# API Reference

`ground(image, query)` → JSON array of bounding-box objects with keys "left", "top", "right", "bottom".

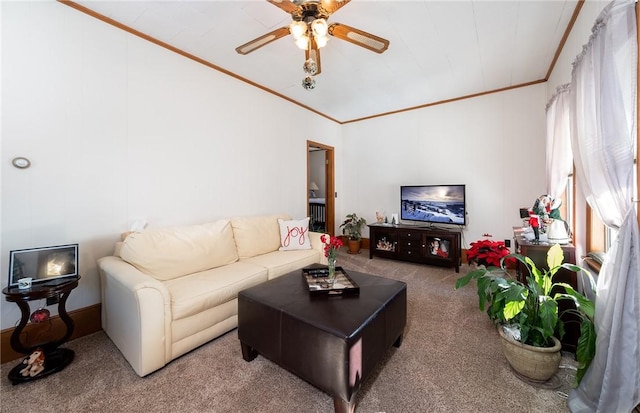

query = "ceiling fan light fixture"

[
  {"left": 289, "top": 21, "right": 307, "bottom": 39},
  {"left": 315, "top": 34, "right": 329, "bottom": 48},
  {"left": 295, "top": 35, "right": 310, "bottom": 50},
  {"left": 311, "top": 18, "right": 328, "bottom": 37}
]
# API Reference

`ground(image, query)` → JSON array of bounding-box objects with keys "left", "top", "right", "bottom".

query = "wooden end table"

[{"left": 2, "top": 276, "right": 80, "bottom": 384}]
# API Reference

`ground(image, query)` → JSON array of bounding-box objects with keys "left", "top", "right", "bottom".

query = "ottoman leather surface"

[{"left": 238, "top": 269, "right": 407, "bottom": 410}]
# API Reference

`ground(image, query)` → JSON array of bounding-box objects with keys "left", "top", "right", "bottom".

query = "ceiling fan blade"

[
  {"left": 305, "top": 37, "right": 322, "bottom": 75},
  {"left": 319, "top": 0, "right": 351, "bottom": 15},
  {"left": 267, "top": 0, "right": 301, "bottom": 14},
  {"left": 236, "top": 27, "right": 290, "bottom": 55},
  {"left": 328, "top": 23, "right": 390, "bottom": 54}
]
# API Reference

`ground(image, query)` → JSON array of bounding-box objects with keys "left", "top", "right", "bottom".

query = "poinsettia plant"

[
  {"left": 320, "top": 234, "right": 343, "bottom": 260},
  {"left": 466, "top": 239, "right": 515, "bottom": 267}
]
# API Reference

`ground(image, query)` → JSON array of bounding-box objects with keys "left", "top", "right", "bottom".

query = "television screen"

[
  {"left": 8, "top": 244, "right": 79, "bottom": 287},
  {"left": 400, "top": 185, "right": 466, "bottom": 226}
]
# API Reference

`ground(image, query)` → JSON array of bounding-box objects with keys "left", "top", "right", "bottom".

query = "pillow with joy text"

[{"left": 278, "top": 218, "right": 311, "bottom": 251}]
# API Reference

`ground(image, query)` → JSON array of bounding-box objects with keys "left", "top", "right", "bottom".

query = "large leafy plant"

[
  {"left": 455, "top": 243, "right": 596, "bottom": 385},
  {"left": 456, "top": 244, "right": 577, "bottom": 344}
]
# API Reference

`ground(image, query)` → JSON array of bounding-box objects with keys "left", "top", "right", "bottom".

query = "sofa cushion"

[
  {"left": 278, "top": 217, "right": 311, "bottom": 251},
  {"left": 120, "top": 220, "right": 238, "bottom": 281},
  {"left": 231, "top": 214, "right": 290, "bottom": 259},
  {"left": 164, "top": 261, "right": 268, "bottom": 321},
  {"left": 241, "top": 249, "right": 321, "bottom": 280}
]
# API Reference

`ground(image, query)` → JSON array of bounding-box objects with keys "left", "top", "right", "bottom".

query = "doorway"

[{"left": 307, "top": 140, "right": 335, "bottom": 235}]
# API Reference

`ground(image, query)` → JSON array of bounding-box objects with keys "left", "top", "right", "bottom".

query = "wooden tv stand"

[{"left": 368, "top": 224, "right": 462, "bottom": 272}]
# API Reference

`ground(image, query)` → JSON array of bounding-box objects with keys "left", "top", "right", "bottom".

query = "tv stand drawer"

[
  {"left": 399, "top": 246, "right": 421, "bottom": 259},
  {"left": 399, "top": 231, "right": 420, "bottom": 240},
  {"left": 399, "top": 239, "right": 420, "bottom": 248}
]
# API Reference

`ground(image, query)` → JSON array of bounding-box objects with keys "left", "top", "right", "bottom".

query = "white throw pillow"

[{"left": 278, "top": 218, "right": 311, "bottom": 251}]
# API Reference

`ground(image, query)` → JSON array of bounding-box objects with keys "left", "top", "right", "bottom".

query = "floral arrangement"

[
  {"left": 466, "top": 239, "right": 515, "bottom": 267},
  {"left": 320, "top": 234, "right": 343, "bottom": 260}
]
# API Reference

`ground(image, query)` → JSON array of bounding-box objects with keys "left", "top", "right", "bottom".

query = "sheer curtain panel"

[
  {"left": 545, "top": 84, "right": 573, "bottom": 199},
  {"left": 567, "top": 1, "right": 639, "bottom": 412}
]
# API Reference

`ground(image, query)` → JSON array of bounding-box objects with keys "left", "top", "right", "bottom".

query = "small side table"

[{"left": 2, "top": 276, "right": 80, "bottom": 384}]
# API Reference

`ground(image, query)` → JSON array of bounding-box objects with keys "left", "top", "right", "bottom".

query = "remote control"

[{"left": 307, "top": 268, "right": 329, "bottom": 278}]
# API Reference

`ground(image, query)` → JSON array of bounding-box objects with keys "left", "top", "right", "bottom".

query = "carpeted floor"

[{"left": 1, "top": 249, "right": 577, "bottom": 412}]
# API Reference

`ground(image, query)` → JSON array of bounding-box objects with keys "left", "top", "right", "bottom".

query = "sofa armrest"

[
  {"left": 309, "top": 231, "right": 328, "bottom": 265},
  {"left": 97, "top": 256, "right": 172, "bottom": 377}
]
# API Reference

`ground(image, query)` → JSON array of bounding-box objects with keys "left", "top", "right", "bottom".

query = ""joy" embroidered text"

[{"left": 282, "top": 225, "right": 308, "bottom": 247}]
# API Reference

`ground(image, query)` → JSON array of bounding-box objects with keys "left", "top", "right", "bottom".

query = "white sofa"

[{"left": 97, "top": 214, "right": 326, "bottom": 377}]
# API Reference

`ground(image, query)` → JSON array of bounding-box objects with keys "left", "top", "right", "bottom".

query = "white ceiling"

[{"left": 69, "top": 0, "right": 580, "bottom": 123}]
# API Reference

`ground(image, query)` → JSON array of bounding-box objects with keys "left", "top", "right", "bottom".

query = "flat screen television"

[
  {"left": 400, "top": 184, "right": 466, "bottom": 226},
  {"left": 8, "top": 244, "right": 79, "bottom": 287}
]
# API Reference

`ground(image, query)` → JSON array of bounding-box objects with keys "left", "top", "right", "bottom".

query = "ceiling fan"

[{"left": 236, "top": 0, "right": 390, "bottom": 88}]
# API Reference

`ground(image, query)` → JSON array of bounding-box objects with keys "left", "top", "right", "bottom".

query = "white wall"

[
  {"left": 340, "top": 84, "right": 548, "bottom": 247},
  {"left": 0, "top": 2, "right": 341, "bottom": 330}
]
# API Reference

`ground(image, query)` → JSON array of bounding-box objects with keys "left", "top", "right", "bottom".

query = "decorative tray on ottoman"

[{"left": 302, "top": 266, "right": 360, "bottom": 296}]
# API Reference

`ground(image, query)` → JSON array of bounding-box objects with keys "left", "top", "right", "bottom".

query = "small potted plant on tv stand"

[{"left": 340, "top": 213, "right": 367, "bottom": 254}]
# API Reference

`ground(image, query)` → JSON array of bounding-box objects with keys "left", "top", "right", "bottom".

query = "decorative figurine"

[
  {"left": 528, "top": 194, "right": 564, "bottom": 243},
  {"left": 20, "top": 348, "right": 45, "bottom": 377},
  {"left": 529, "top": 212, "right": 541, "bottom": 242},
  {"left": 529, "top": 195, "right": 548, "bottom": 242}
]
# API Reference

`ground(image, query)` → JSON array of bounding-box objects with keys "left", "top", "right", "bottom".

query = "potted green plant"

[
  {"left": 455, "top": 244, "right": 595, "bottom": 383},
  {"left": 339, "top": 213, "right": 367, "bottom": 254}
]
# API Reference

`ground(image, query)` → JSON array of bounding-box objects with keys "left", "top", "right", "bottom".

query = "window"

[
  {"left": 561, "top": 173, "right": 574, "bottom": 235},
  {"left": 587, "top": 205, "right": 606, "bottom": 253}
]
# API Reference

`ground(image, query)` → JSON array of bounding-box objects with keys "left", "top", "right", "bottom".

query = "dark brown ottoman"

[{"left": 238, "top": 269, "right": 407, "bottom": 413}]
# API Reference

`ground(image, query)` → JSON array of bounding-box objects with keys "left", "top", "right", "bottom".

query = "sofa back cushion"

[
  {"left": 231, "top": 214, "right": 290, "bottom": 259},
  {"left": 120, "top": 220, "right": 238, "bottom": 281}
]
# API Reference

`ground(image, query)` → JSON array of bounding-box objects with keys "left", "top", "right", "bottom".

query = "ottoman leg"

[
  {"left": 393, "top": 332, "right": 404, "bottom": 348},
  {"left": 240, "top": 342, "right": 258, "bottom": 362},
  {"left": 334, "top": 397, "right": 355, "bottom": 413}
]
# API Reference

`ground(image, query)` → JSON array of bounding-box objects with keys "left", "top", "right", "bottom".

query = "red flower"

[
  {"left": 320, "top": 234, "right": 343, "bottom": 259},
  {"left": 466, "top": 239, "right": 515, "bottom": 267}
]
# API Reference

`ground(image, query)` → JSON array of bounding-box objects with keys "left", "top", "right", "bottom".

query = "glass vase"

[{"left": 327, "top": 257, "right": 337, "bottom": 286}]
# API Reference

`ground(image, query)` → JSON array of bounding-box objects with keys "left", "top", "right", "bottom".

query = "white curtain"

[
  {"left": 568, "top": 1, "right": 639, "bottom": 412},
  {"left": 545, "top": 84, "right": 573, "bottom": 199}
]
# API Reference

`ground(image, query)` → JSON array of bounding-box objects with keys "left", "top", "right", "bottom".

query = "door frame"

[{"left": 307, "top": 140, "right": 335, "bottom": 236}]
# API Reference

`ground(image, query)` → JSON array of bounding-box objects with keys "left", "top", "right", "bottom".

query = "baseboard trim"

[{"left": 1, "top": 303, "right": 102, "bottom": 364}]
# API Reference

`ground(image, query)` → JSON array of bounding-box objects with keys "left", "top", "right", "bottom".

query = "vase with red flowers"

[
  {"left": 466, "top": 239, "right": 515, "bottom": 268},
  {"left": 320, "top": 234, "right": 343, "bottom": 284}
]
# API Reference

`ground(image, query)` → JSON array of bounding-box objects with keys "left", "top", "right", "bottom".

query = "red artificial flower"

[
  {"left": 466, "top": 239, "right": 515, "bottom": 267},
  {"left": 320, "top": 234, "right": 343, "bottom": 259}
]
